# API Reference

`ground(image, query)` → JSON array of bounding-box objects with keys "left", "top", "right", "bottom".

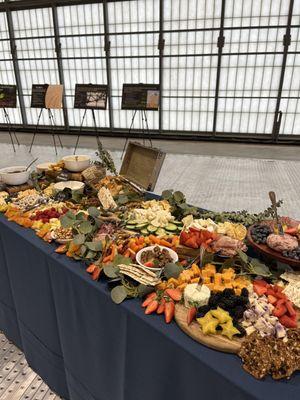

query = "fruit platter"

[{"left": 1, "top": 147, "right": 300, "bottom": 383}]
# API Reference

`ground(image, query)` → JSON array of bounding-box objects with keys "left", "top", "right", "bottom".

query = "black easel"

[
  {"left": 121, "top": 109, "right": 152, "bottom": 159},
  {"left": 29, "top": 108, "right": 63, "bottom": 155},
  {"left": 74, "top": 108, "right": 101, "bottom": 154},
  {"left": 3, "top": 108, "right": 19, "bottom": 152}
]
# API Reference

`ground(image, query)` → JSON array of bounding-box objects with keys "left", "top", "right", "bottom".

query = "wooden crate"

[{"left": 120, "top": 142, "right": 165, "bottom": 191}]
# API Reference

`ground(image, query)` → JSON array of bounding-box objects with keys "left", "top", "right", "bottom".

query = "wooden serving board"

[
  {"left": 247, "top": 225, "right": 300, "bottom": 269},
  {"left": 175, "top": 304, "right": 243, "bottom": 354}
]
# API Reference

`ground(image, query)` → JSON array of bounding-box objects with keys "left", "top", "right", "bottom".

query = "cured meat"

[
  {"left": 211, "top": 236, "right": 247, "bottom": 257},
  {"left": 266, "top": 233, "right": 298, "bottom": 253}
]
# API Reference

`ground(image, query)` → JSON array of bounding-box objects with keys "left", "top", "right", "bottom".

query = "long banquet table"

[{"left": 0, "top": 213, "right": 299, "bottom": 400}]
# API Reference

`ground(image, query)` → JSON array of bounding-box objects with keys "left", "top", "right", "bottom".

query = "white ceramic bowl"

[
  {"left": 36, "top": 162, "right": 52, "bottom": 173},
  {"left": 136, "top": 245, "right": 179, "bottom": 273},
  {"left": 0, "top": 166, "right": 30, "bottom": 186},
  {"left": 62, "top": 155, "right": 91, "bottom": 172},
  {"left": 53, "top": 180, "right": 85, "bottom": 194}
]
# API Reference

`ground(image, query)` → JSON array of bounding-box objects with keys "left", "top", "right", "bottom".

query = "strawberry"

[
  {"left": 164, "top": 300, "right": 175, "bottom": 324},
  {"left": 253, "top": 283, "right": 268, "bottom": 296},
  {"left": 267, "top": 295, "right": 277, "bottom": 305},
  {"left": 275, "top": 298, "right": 286, "bottom": 307},
  {"left": 145, "top": 300, "right": 159, "bottom": 315},
  {"left": 180, "top": 231, "right": 189, "bottom": 244},
  {"left": 274, "top": 285, "right": 284, "bottom": 293},
  {"left": 189, "top": 227, "right": 200, "bottom": 233},
  {"left": 273, "top": 304, "right": 287, "bottom": 318},
  {"left": 142, "top": 292, "right": 156, "bottom": 307},
  {"left": 254, "top": 279, "right": 268, "bottom": 287},
  {"left": 157, "top": 298, "right": 166, "bottom": 314},
  {"left": 165, "top": 288, "right": 182, "bottom": 302},
  {"left": 184, "top": 237, "right": 198, "bottom": 249},
  {"left": 275, "top": 291, "right": 287, "bottom": 300},
  {"left": 187, "top": 307, "right": 197, "bottom": 325},
  {"left": 266, "top": 288, "right": 276, "bottom": 296},
  {"left": 285, "top": 227, "right": 298, "bottom": 235},
  {"left": 144, "top": 261, "right": 154, "bottom": 268},
  {"left": 279, "top": 315, "right": 297, "bottom": 328},
  {"left": 285, "top": 301, "right": 296, "bottom": 317}
]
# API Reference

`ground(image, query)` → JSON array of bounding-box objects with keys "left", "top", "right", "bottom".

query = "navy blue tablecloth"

[{"left": 0, "top": 213, "right": 299, "bottom": 400}]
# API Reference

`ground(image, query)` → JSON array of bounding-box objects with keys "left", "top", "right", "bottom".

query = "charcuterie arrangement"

[{"left": 0, "top": 152, "right": 299, "bottom": 381}]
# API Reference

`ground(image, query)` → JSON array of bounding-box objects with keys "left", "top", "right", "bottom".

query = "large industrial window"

[{"left": 0, "top": 0, "right": 299, "bottom": 142}]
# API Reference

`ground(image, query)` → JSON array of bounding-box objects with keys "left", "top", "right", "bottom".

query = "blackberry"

[
  {"left": 230, "top": 305, "right": 245, "bottom": 319},
  {"left": 197, "top": 304, "right": 211, "bottom": 318},
  {"left": 241, "top": 288, "right": 249, "bottom": 297},
  {"left": 232, "top": 320, "right": 246, "bottom": 337},
  {"left": 222, "top": 288, "right": 235, "bottom": 298}
]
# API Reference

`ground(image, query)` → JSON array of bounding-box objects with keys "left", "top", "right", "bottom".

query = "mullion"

[
  {"left": 245, "top": 0, "right": 263, "bottom": 134},
  {"left": 254, "top": 0, "right": 272, "bottom": 134},
  {"left": 263, "top": 0, "right": 285, "bottom": 134},
  {"left": 284, "top": 26, "right": 300, "bottom": 134}
]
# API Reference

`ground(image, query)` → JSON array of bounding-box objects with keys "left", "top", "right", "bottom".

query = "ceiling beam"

[{"left": 0, "top": 0, "right": 130, "bottom": 13}]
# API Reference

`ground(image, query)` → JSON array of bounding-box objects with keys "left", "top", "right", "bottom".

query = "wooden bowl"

[{"left": 247, "top": 224, "right": 300, "bottom": 269}]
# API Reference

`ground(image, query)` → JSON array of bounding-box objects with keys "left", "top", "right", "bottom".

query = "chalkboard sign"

[
  {"left": 31, "top": 84, "right": 49, "bottom": 108},
  {"left": 74, "top": 84, "right": 108, "bottom": 110},
  {"left": 0, "top": 85, "right": 17, "bottom": 108},
  {"left": 121, "top": 84, "right": 160, "bottom": 111}
]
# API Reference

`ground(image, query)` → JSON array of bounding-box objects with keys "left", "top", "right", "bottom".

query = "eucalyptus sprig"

[
  {"left": 199, "top": 200, "right": 283, "bottom": 227},
  {"left": 208, "top": 250, "right": 271, "bottom": 278},
  {"left": 60, "top": 207, "right": 103, "bottom": 262},
  {"left": 161, "top": 189, "right": 199, "bottom": 219},
  {"left": 94, "top": 140, "right": 117, "bottom": 175}
]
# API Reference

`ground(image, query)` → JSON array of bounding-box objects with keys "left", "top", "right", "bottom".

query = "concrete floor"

[
  {"left": 2, "top": 131, "right": 300, "bottom": 161},
  {"left": 1, "top": 133, "right": 300, "bottom": 218},
  {"left": 1, "top": 132, "right": 300, "bottom": 399}
]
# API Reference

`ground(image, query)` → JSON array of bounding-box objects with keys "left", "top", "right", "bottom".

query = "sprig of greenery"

[
  {"left": 94, "top": 141, "right": 117, "bottom": 175},
  {"left": 161, "top": 189, "right": 199, "bottom": 219},
  {"left": 199, "top": 200, "right": 283, "bottom": 227},
  {"left": 60, "top": 207, "right": 103, "bottom": 262}
]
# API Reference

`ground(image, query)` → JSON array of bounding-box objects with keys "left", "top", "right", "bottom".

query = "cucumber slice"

[
  {"left": 140, "top": 228, "right": 149, "bottom": 235},
  {"left": 135, "top": 223, "right": 148, "bottom": 229},
  {"left": 126, "top": 225, "right": 137, "bottom": 230},
  {"left": 128, "top": 219, "right": 138, "bottom": 225},
  {"left": 165, "top": 223, "right": 178, "bottom": 231},
  {"left": 147, "top": 225, "right": 157, "bottom": 233},
  {"left": 156, "top": 228, "right": 166, "bottom": 237},
  {"left": 173, "top": 220, "right": 183, "bottom": 225}
]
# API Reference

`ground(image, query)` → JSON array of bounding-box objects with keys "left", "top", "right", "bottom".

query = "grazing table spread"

[
  {"left": 1, "top": 214, "right": 300, "bottom": 400},
  {"left": 0, "top": 154, "right": 300, "bottom": 400}
]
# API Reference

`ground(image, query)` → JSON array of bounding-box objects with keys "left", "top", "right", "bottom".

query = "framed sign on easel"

[
  {"left": 121, "top": 83, "right": 160, "bottom": 158},
  {"left": 0, "top": 85, "right": 20, "bottom": 152},
  {"left": 73, "top": 83, "right": 109, "bottom": 154},
  {"left": 29, "top": 84, "right": 64, "bottom": 154}
]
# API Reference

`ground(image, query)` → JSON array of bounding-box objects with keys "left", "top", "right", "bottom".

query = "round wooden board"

[
  {"left": 247, "top": 225, "right": 300, "bottom": 269},
  {"left": 175, "top": 304, "right": 243, "bottom": 354}
]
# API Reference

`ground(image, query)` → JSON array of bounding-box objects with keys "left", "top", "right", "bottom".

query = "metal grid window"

[
  {"left": 0, "top": 0, "right": 299, "bottom": 142},
  {"left": 57, "top": 3, "right": 109, "bottom": 128}
]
